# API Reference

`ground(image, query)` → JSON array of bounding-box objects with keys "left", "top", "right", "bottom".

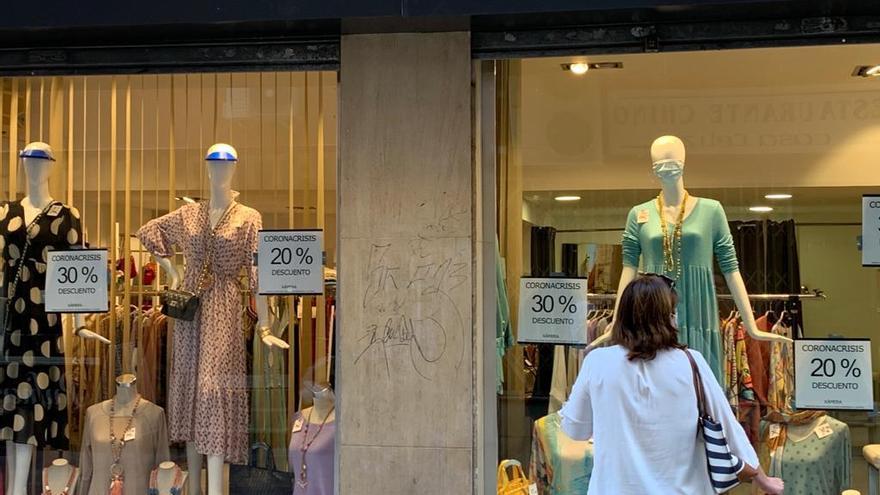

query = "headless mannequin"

[
  {"left": 150, "top": 144, "right": 287, "bottom": 495},
  {"left": 300, "top": 384, "right": 336, "bottom": 424},
  {"left": 589, "top": 135, "right": 791, "bottom": 349},
  {"left": 5, "top": 145, "right": 109, "bottom": 495},
  {"left": 44, "top": 459, "right": 79, "bottom": 495},
  {"left": 153, "top": 461, "right": 187, "bottom": 495}
]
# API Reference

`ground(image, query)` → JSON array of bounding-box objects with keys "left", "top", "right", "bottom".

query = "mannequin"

[
  {"left": 149, "top": 461, "right": 187, "bottom": 495},
  {"left": 138, "top": 143, "right": 286, "bottom": 495},
  {"left": 530, "top": 412, "right": 593, "bottom": 494},
  {"left": 43, "top": 459, "right": 80, "bottom": 495},
  {"left": 2, "top": 142, "right": 109, "bottom": 495},
  {"left": 588, "top": 136, "right": 790, "bottom": 375},
  {"left": 79, "top": 374, "right": 170, "bottom": 495},
  {"left": 289, "top": 382, "right": 336, "bottom": 495}
]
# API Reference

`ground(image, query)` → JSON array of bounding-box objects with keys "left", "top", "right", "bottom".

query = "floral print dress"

[{"left": 137, "top": 201, "right": 261, "bottom": 464}]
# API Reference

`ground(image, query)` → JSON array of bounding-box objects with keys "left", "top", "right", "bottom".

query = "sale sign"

[
  {"left": 517, "top": 277, "right": 588, "bottom": 344},
  {"left": 257, "top": 229, "right": 324, "bottom": 295},
  {"left": 45, "top": 249, "right": 109, "bottom": 313},
  {"left": 794, "top": 338, "right": 873, "bottom": 410}
]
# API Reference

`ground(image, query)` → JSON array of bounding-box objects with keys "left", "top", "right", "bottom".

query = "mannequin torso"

[{"left": 43, "top": 459, "right": 79, "bottom": 495}]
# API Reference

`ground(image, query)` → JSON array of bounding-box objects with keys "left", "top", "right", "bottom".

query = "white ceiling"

[{"left": 519, "top": 43, "right": 880, "bottom": 194}]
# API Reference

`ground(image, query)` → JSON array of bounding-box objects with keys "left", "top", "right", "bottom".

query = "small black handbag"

[
  {"left": 159, "top": 289, "right": 200, "bottom": 321},
  {"left": 229, "top": 442, "right": 294, "bottom": 495}
]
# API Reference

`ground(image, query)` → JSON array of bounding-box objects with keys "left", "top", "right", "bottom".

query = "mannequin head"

[
  {"left": 650, "top": 135, "right": 686, "bottom": 185},
  {"left": 305, "top": 380, "right": 335, "bottom": 407},
  {"left": 205, "top": 143, "right": 238, "bottom": 190},
  {"left": 20, "top": 141, "right": 56, "bottom": 186}
]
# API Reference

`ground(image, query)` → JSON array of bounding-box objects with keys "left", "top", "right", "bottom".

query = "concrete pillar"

[{"left": 337, "top": 32, "right": 475, "bottom": 494}]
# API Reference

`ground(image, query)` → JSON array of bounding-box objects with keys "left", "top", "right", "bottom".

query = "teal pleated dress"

[{"left": 622, "top": 198, "right": 739, "bottom": 382}]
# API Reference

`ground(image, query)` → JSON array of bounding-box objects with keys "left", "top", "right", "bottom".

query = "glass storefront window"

[
  {"left": 495, "top": 44, "right": 880, "bottom": 494},
  {"left": 0, "top": 72, "right": 337, "bottom": 494}
]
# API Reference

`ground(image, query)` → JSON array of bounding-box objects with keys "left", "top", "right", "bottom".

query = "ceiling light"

[
  {"left": 866, "top": 65, "right": 880, "bottom": 77},
  {"left": 554, "top": 195, "right": 582, "bottom": 202},
  {"left": 568, "top": 63, "right": 590, "bottom": 75},
  {"left": 749, "top": 206, "right": 774, "bottom": 213},
  {"left": 764, "top": 193, "right": 793, "bottom": 200}
]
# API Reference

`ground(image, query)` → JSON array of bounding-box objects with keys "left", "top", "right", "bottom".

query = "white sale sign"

[
  {"left": 257, "top": 230, "right": 324, "bottom": 295},
  {"left": 863, "top": 195, "right": 880, "bottom": 266},
  {"left": 794, "top": 339, "right": 873, "bottom": 411},
  {"left": 45, "top": 249, "right": 109, "bottom": 313},
  {"left": 517, "top": 277, "right": 588, "bottom": 344}
]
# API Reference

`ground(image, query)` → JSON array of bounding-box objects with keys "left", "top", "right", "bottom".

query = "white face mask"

[{"left": 652, "top": 159, "right": 684, "bottom": 182}]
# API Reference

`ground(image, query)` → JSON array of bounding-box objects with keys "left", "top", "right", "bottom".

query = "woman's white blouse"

[{"left": 559, "top": 345, "right": 759, "bottom": 494}]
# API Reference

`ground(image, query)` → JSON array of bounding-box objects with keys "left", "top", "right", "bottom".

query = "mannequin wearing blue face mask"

[{"left": 587, "top": 135, "right": 791, "bottom": 382}]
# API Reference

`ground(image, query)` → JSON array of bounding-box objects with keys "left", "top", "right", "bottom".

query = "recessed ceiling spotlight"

[
  {"left": 853, "top": 65, "right": 880, "bottom": 77},
  {"left": 554, "top": 195, "right": 582, "bottom": 202},
  {"left": 569, "top": 63, "right": 590, "bottom": 75},
  {"left": 764, "top": 193, "right": 793, "bottom": 200},
  {"left": 561, "top": 62, "right": 624, "bottom": 74},
  {"left": 749, "top": 206, "right": 774, "bottom": 213}
]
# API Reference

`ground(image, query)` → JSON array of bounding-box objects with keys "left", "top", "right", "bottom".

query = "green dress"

[{"left": 622, "top": 198, "right": 739, "bottom": 381}]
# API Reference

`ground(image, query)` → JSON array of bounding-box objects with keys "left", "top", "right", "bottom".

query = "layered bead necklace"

[
  {"left": 109, "top": 395, "right": 142, "bottom": 495},
  {"left": 656, "top": 191, "right": 689, "bottom": 282},
  {"left": 297, "top": 406, "right": 335, "bottom": 489}
]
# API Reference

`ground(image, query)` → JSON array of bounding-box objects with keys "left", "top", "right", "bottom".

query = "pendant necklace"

[
  {"left": 108, "top": 395, "right": 142, "bottom": 495},
  {"left": 657, "top": 190, "right": 689, "bottom": 282},
  {"left": 297, "top": 406, "right": 335, "bottom": 489}
]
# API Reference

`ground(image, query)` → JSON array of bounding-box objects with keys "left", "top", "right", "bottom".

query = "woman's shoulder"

[{"left": 585, "top": 345, "right": 627, "bottom": 364}]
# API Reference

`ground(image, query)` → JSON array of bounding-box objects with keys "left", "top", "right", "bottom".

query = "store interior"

[{"left": 497, "top": 43, "right": 880, "bottom": 493}]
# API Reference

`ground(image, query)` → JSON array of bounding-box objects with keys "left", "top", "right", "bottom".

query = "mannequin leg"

[
  {"left": 5, "top": 441, "right": 14, "bottom": 495},
  {"left": 186, "top": 442, "right": 204, "bottom": 495},
  {"left": 206, "top": 454, "right": 224, "bottom": 495},
  {"left": 10, "top": 442, "right": 33, "bottom": 495}
]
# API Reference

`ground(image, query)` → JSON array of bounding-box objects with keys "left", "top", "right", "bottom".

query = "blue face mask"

[{"left": 652, "top": 159, "right": 684, "bottom": 182}]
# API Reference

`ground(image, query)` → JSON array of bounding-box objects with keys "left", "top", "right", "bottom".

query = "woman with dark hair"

[{"left": 559, "top": 274, "right": 784, "bottom": 494}]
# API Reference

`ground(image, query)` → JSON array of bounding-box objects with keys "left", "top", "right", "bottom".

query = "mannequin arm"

[
  {"left": 75, "top": 313, "right": 110, "bottom": 344},
  {"left": 154, "top": 257, "right": 181, "bottom": 289},
  {"left": 587, "top": 265, "right": 638, "bottom": 349},
  {"left": 256, "top": 295, "right": 289, "bottom": 349},
  {"left": 723, "top": 270, "right": 792, "bottom": 343}
]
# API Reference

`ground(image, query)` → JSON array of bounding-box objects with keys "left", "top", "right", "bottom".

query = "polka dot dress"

[
  {"left": 137, "top": 202, "right": 260, "bottom": 464},
  {"left": 0, "top": 200, "right": 81, "bottom": 449}
]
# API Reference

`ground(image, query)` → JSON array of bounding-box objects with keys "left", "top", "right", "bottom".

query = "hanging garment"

[
  {"left": 529, "top": 412, "right": 593, "bottom": 495},
  {"left": 136, "top": 201, "right": 261, "bottom": 464},
  {"left": 251, "top": 299, "right": 290, "bottom": 471},
  {"left": 622, "top": 198, "right": 738, "bottom": 382},
  {"left": 78, "top": 399, "right": 170, "bottom": 495},
  {"left": 496, "top": 244, "right": 513, "bottom": 394},
  {"left": 0, "top": 200, "right": 82, "bottom": 449}
]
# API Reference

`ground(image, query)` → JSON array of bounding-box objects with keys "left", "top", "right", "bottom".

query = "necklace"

[
  {"left": 108, "top": 395, "right": 142, "bottom": 493},
  {"left": 41, "top": 466, "right": 78, "bottom": 495},
  {"left": 656, "top": 191, "right": 689, "bottom": 282},
  {"left": 148, "top": 466, "right": 185, "bottom": 495},
  {"left": 297, "top": 406, "right": 335, "bottom": 489}
]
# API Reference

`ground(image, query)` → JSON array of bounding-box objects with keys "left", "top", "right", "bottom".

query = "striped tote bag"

[{"left": 682, "top": 349, "right": 745, "bottom": 493}]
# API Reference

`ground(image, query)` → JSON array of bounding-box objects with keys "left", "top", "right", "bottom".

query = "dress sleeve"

[
  {"left": 154, "top": 407, "right": 171, "bottom": 464},
  {"left": 621, "top": 207, "right": 642, "bottom": 269},
  {"left": 245, "top": 214, "right": 262, "bottom": 292},
  {"left": 559, "top": 355, "right": 593, "bottom": 441},
  {"left": 65, "top": 207, "right": 83, "bottom": 248},
  {"left": 136, "top": 208, "right": 185, "bottom": 258},
  {"left": 692, "top": 350, "right": 759, "bottom": 468},
  {"left": 712, "top": 202, "right": 740, "bottom": 274}
]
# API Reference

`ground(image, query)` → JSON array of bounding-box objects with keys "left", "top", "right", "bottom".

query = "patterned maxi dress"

[
  {"left": 0, "top": 200, "right": 82, "bottom": 449},
  {"left": 137, "top": 201, "right": 261, "bottom": 464}
]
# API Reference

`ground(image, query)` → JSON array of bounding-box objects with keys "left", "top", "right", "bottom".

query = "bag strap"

[
  {"left": 249, "top": 441, "right": 276, "bottom": 471},
  {"left": 681, "top": 348, "right": 708, "bottom": 418},
  {"left": 191, "top": 200, "right": 237, "bottom": 294},
  {"left": 3, "top": 200, "right": 60, "bottom": 328}
]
